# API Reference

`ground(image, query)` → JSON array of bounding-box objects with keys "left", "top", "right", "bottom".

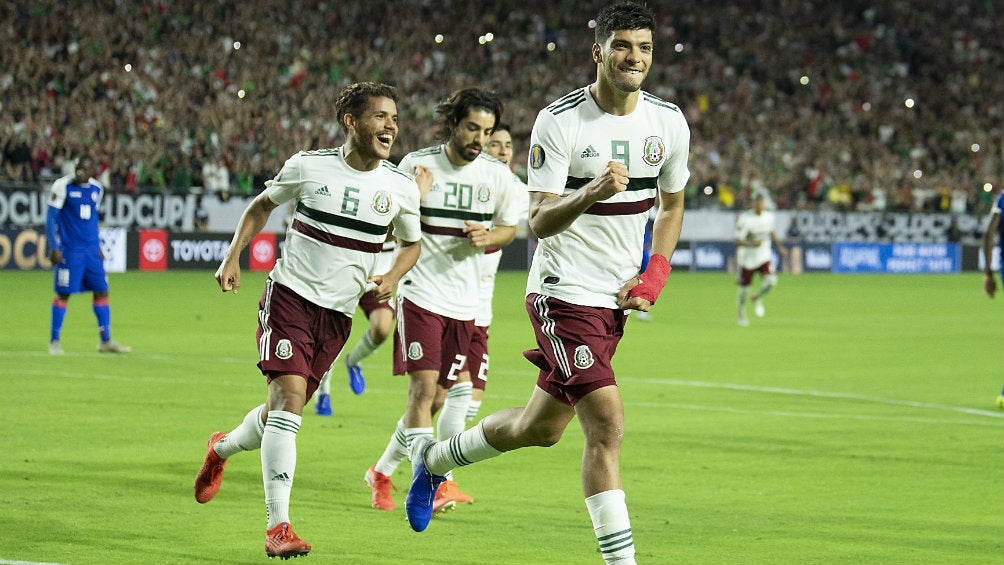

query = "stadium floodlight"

[{"left": 971, "top": 143, "right": 980, "bottom": 153}]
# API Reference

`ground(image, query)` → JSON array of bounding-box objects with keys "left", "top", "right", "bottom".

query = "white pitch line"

[
  {"left": 0, "top": 558, "right": 72, "bottom": 565},
  {"left": 623, "top": 378, "right": 1004, "bottom": 419}
]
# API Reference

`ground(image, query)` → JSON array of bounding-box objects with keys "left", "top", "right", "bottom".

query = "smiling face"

[
  {"left": 594, "top": 28, "right": 653, "bottom": 94},
  {"left": 347, "top": 96, "right": 399, "bottom": 165},
  {"left": 446, "top": 108, "right": 497, "bottom": 165},
  {"left": 485, "top": 129, "right": 513, "bottom": 165}
]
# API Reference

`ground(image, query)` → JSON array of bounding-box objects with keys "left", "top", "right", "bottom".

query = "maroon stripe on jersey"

[
  {"left": 421, "top": 221, "right": 467, "bottom": 238},
  {"left": 485, "top": 246, "right": 501, "bottom": 254},
  {"left": 292, "top": 219, "right": 383, "bottom": 252},
  {"left": 584, "top": 197, "right": 656, "bottom": 216}
]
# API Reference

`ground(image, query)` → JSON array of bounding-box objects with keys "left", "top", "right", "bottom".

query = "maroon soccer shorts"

[
  {"left": 468, "top": 325, "right": 490, "bottom": 391},
  {"left": 358, "top": 289, "right": 395, "bottom": 318},
  {"left": 256, "top": 279, "right": 352, "bottom": 401},
  {"left": 523, "top": 293, "right": 625, "bottom": 406},
  {"left": 737, "top": 261, "right": 772, "bottom": 286},
  {"left": 393, "top": 297, "right": 475, "bottom": 387}
]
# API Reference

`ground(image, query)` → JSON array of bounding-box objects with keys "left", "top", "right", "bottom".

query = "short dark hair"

[
  {"left": 493, "top": 122, "right": 512, "bottom": 135},
  {"left": 334, "top": 82, "right": 398, "bottom": 132},
  {"left": 594, "top": 1, "right": 655, "bottom": 44},
  {"left": 435, "top": 88, "right": 503, "bottom": 142}
]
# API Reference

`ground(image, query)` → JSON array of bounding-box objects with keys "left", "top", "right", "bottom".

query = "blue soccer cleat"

[
  {"left": 314, "top": 393, "right": 332, "bottom": 416},
  {"left": 405, "top": 438, "right": 447, "bottom": 532},
  {"left": 347, "top": 360, "right": 366, "bottom": 395}
]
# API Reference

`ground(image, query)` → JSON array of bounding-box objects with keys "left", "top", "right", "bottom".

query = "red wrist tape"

[{"left": 629, "top": 253, "right": 671, "bottom": 304}]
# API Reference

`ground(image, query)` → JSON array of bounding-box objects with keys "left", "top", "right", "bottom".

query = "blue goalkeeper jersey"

[{"left": 48, "top": 174, "right": 103, "bottom": 251}]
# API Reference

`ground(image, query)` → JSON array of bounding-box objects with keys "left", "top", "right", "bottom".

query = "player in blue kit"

[
  {"left": 981, "top": 188, "right": 1003, "bottom": 407},
  {"left": 45, "top": 154, "right": 130, "bottom": 355}
]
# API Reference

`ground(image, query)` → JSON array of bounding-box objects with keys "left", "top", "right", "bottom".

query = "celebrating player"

[
  {"left": 193, "top": 82, "right": 425, "bottom": 560},
  {"left": 364, "top": 88, "right": 522, "bottom": 514},
  {"left": 404, "top": 4, "right": 690, "bottom": 564}
]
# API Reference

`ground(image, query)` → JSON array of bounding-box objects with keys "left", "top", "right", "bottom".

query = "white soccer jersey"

[
  {"left": 266, "top": 148, "right": 421, "bottom": 315},
  {"left": 476, "top": 173, "right": 529, "bottom": 326},
  {"left": 397, "top": 146, "right": 522, "bottom": 320},
  {"left": 526, "top": 86, "right": 691, "bottom": 308},
  {"left": 734, "top": 209, "right": 776, "bottom": 270}
]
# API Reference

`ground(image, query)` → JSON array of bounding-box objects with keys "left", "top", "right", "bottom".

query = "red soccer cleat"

[
  {"left": 265, "top": 522, "right": 311, "bottom": 560},
  {"left": 194, "top": 431, "right": 227, "bottom": 503}
]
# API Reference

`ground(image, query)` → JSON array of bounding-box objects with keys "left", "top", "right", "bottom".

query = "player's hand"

[
  {"left": 985, "top": 273, "right": 997, "bottom": 298},
  {"left": 617, "top": 277, "right": 652, "bottom": 312},
  {"left": 463, "top": 221, "right": 490, "bottom": 247},
  {"left": 413, "top": 165, "right": 434, "bottom": 199},
  {"left": 49, "top": 249, "right": 63, "bottom": 265},
  {"left": 215, "top": 261, "right": 240, "bottom": 294},
  {"left": 585, "top": 161, "right": 629, "bottom": 202},
  {"left": 367, "top": 275, "right": 396, "bottom": 303}
]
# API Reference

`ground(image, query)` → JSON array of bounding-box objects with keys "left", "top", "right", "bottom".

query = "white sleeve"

[
  {"left": 658, "top": 112, "right": 691, "bottom": 194},
  {"left": 265, "top": 153, "right": 304, "bottom": 206},
  {"left": 48, "top": 176, "right": 68, "bottom": 209},
  {"left": 527, "top": 109, "right": 569, "bottom": 195}
]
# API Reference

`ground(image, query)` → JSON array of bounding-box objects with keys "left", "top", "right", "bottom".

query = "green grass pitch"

[{"left": 2, "top": 269, "right": 1002, "bottom": 565}]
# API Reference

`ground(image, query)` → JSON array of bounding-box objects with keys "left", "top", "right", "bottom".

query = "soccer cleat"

[
  {"left": 405, "top": 438, "right": 447, "bottom": 532},
  {"left": 737, "top": 309, "right": 749, "bottom": 327},
  {"left": 194, "top": 431, "right": 228, "bottom": 503},
  {"left": 753, "top": 298, "right": 766, "bottom": 318},
  {"left": 264, "top": 522, "right": 311, "bottom": 560},
  {"left": 314, "top": 393, "right": 332, "bottom": 416},
  {"left": 49, "top": 340, "right": 64, "bottom": 355},
  {"left": 98, "top": 339, "right": 131, "bottom": 353},
  {"left": 634, "top": 310, "right": 652, "bottom": 322},
  {"left": 434, "top": 480, "right": 474, "bottom": 510},
  {"left": 347, "top": 359, "right": 366, "bottom": 395},
  {"left": 365, "top": 464, "right": 397, "bottom": 510}
]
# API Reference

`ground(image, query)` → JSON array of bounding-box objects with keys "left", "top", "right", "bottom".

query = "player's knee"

[
  {"left": 765, "top": 274, "right": 778, "bottom": 286},
  {"left": 526, "top": 425, "right": 564, "bottom": 447}
]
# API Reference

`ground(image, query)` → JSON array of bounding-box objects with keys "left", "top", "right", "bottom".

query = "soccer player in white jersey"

[
  {"left": 405, "top": 4, "right": 689, "bottom": 564},
  {"left": 193, "top": 82, "right": 427, "bottom": 559},
  {"left": 734, "top": 193, "right": 788, "bottom": 326},
  {"left": 364, "top": 88, "right": 522, "bottom": 514}
]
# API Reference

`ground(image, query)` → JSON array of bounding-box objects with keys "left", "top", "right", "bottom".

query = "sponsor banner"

[
  {"left": 249, "top": 232, "right": 277, "bottom": 272},
  {"left": 0, "top": 227, "right": 52, "bottom": 270},
  {"left": 786, "top": 244, "right": 833, "bottom": 273},
  {"left": 139, "top": 229, "right": 168, "bottom": 271},
  {"left": 0, "top": 226, "right": 125, "bottom": 271},
  {"left": 832, "top": 242, "right": 961, "bottom": 273},
  {"left": 167, "top": 233, "right": 233, "bottom": 269},
  {"left": 691, "top": 241, "right": 736, "bottom": 272}
]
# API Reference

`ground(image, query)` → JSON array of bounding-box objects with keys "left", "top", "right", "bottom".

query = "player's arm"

[
  {"left": 216, "top": 190, "right": 279, "bottom": 294},
  {"left": 528, "top": 161, "right": 629, "bottom": 238},
  {"left": 983, "top": 211, "right": 1000, "bottom": 298},
  {"left": 620, "top": 190, "right": 684, "bottom": 309},
  {"left": 770, "top": 230, "right": 788, "bottom": 255},
  {"left": 46, "top": 204, "right": 63, "bottom": 264},
  {"left": 370, "top": 238, "right": 420, "bottom": 303}
]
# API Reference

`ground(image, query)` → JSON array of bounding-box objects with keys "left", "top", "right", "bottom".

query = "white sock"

[
  {"left": 424, "top": 420, "right": 502, "bottom": 476},
  {"left": 737, "top": 286, "right": 749, "bottom": 309},
  {"left": 406, "top": 427, "right": 434, "bottom": 465},
  {"left": 465, "top": 399, "right": 482, "bottom": 422},
  {"left": 214, "top": 404, "right": 265, "bottom": 459},
  {"left": 437, "top": 382, "right": 473, "bottom": 441},
  {"left": 585, "top": 489, "right": 636, "bottom": 565},
  {"left": 261, "top": 410, "right": 301, "bottom": 529},
  {"left": 346, "top": 331, "right": 379, "bottom": 367},
  {"left": 374, "top": 417, "right": 409, "bottom": 476},
  {"left": 317, "top": 367, "right": 332, "bottom": 396}
]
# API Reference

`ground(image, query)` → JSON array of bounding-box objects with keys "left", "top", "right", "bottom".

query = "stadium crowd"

[{"left": 2, "top": 0, "right": 1001, "bottom": 213}]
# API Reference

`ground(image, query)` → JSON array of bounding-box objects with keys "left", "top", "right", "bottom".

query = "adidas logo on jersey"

[
  {"left": 580, "top": 145, "right": 600, "bottom": 158},
  {"left": 314, "top": 185, "right": 331, "bottom": 196}
]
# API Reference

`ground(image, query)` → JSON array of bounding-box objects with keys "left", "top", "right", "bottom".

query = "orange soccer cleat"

[
  {"left": 265, "top": 522, "right": 311, "bottom": 560},
  {"left": 365, "top": 464, "right": 398, "bottom": 510},
  {"left": 194, "top": 431, "right": 227, "bottom": 503}
]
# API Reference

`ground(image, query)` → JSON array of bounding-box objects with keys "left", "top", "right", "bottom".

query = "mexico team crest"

[
  {"left": 476, "top": 184, "right": 492, "bottom": 203},
  {"left": 371, "top": 191, "right": 392, "bottom": 214},
  {"left": 573, "top": 345, "right": 594, "bottom": 369},
  {"left": 642, "top": 136, "right": 665, "bottom": 166},
  {"left": 276, "top": 339, "right": 293, "bottom": 360},
  {"left": 408, "top": 341, "right": 424, "bottom": 360}
]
